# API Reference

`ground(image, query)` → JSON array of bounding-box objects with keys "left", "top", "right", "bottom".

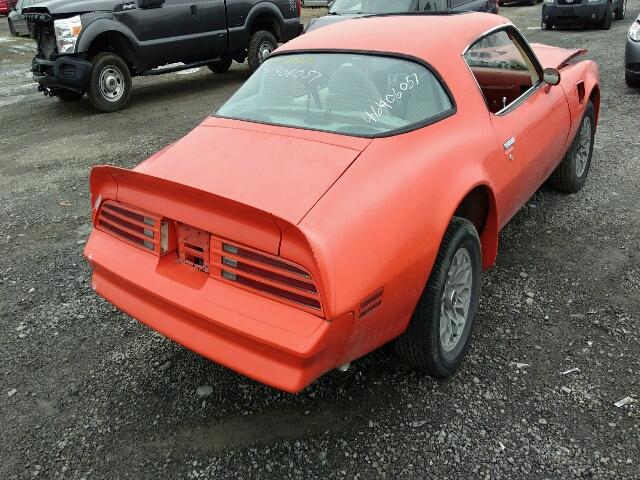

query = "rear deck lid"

[{"left": 134, "top": 117, "right": 371, "bottom": 225}]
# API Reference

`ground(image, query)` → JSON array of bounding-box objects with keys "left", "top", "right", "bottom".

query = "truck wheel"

[
  {"left": 614, "top": 0, "right": 625, "bottom": 19},
  {"left": 58, "top": 90, "right": 84, "bottom": 102},
  {"left": 600, "top": 2, "right": 613, "bottom": 29},
  {"left": 542, "top": 19, "right": 553, "bottom": 29},
  {"left": 247, "top": 30, "right": 277, "bottom": 73},
  {"left": 549, "top": 101, "right": 595, "bottom": 193},
  {"left": 394, "top": 217, "right": 481, "bottom": 378},
  {"left": 87, "top": 53, "right": 132, "bottom": 113},
  {"left": 207, "top": 58, "right": 232, "bottom": 74},
  {"left": 8, "top": 19, "right": 17, "bottom": 37},
  {"left": 626, "top": 72, "right": 640, "bottom": 88}
]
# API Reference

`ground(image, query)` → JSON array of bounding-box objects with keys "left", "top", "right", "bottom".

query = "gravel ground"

[{"left": 1, "top": 5, "right": 639, "bottom": 480}]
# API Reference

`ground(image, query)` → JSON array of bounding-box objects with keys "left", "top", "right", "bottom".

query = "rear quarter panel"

[
  {"left": 297, "top": 59, "right": 503, "bottom": 362},
  {"left": 559, "top": 60, "right": 600, "bottom": 145}
]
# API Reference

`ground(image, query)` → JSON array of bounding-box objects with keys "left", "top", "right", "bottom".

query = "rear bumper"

[
  {"left": 32, "top": 55, "right": 91, "bottom": 93},
  {"left": 542, "top": 3, "right": 606, "bottom": 25},
  {"left": 85, "top": 230, "right": 353, "bottom": 393}
]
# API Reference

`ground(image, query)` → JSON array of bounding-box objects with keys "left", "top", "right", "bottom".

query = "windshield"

[
  {"left": 216, "top": 53, "right": 454, "bottom": 137},
  {"left": 329, "top": 0, "right": 414, "bottom": 14}
]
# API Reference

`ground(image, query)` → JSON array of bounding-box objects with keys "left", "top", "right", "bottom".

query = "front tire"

[
  {"left": 542, "top": 20, "right": 553, "bottom": 30},
  {"left": 8, "top": 19, "right": 17, "bottom": 36},
  {"left": 600, "top": 2, "right": 613, "bottom": 29},
  {"left": 247, "top": 30, "right": 277, "bottom": 73},
  {"left": 87, "top": 52, "right": 132, "bottom": 113},
  {"left": 395, "top": 217, "right": 482, "bottom": 377},
  {"left": 549, "top": 101, "right": 595, "bottom": 193}
]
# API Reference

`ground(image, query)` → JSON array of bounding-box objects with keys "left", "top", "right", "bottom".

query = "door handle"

[
  {"left": 503, "top": 137, "right": 516, "bottom": 150},
  {"left": 190, "top": 4, "right": 197, "bottom": 16},
  {"left": 504, "top": 137, "right": 515, "bottom": 161}
]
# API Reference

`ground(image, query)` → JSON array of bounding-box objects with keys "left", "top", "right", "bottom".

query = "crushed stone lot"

[{"left": 1, "top": 5, "right": 639, "bottom": 480}]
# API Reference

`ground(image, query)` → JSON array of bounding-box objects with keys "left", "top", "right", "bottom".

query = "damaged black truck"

[{"left": 24, "top": 0, "right": 302, "bottom": 112}]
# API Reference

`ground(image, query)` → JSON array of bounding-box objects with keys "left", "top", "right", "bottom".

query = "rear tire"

[
  {"left": 542, "top": 20, "right": 553, "bottom": 29},
  {"left": 207, "top": 58, "right": 232, "bottom": 74},
  {"left": 57, "top": 90, "right": 84, "bottom": 102},
  {"left": 87, "top": 52, "right": 132, "bottom": 113},
  {"left": 549, "top": 101, "right": 595, "bottom": 193},
  {"left": 626, "top": 72, "right": 640, "bottom": 88},
  {"left": 527, "top": 0, "right": 536, "bottom": 6},
  {"left": 614, "top": 0, "right": 626, "bottom": 19},
  {"left": 600, "top": 2, "right": 612, "bottom": 29},
  {"left": 8, "top": 19, "right": 17, "bottom": 36},
  {"left": 394, "top": 217, "right": 482, "bottom": 378},
  {"left": 247, "top": 30, "right": 277, "bottom": 73}
]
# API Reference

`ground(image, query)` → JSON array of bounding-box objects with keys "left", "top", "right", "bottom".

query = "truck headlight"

[
  {"left": 53, "top": 15, "right": 82, "bottom": 54},
  {"left": 630, "top": 21, "right": 640, "bottom": 42}
]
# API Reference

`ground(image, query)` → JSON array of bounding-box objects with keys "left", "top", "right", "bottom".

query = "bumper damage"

[{"left": 32, "top": 55, "right": 91, "bottom": 95}]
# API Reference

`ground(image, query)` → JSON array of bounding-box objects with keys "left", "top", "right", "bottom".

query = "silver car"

[{"left": 626, "top": 14, "right": 640, "bottom": 87}]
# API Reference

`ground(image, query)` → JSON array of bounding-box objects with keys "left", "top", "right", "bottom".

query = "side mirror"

[
  {"left": 543, "top": 67, "right": 561, "bottom": 86},
  {"left": 137, "top": 0, "right": 165, "bottom": 8}
]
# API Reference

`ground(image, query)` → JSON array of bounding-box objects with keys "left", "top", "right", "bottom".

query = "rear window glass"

[
  {"left": 216, "top": 53, "right": 454, "bottom": 137},
  {"left": 330, "top": 0, "right": 414, "bottom": 14}
]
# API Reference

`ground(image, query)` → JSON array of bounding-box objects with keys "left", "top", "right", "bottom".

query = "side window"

[{"left": 463, "top": 29, "right": 541, "bottom": 114}]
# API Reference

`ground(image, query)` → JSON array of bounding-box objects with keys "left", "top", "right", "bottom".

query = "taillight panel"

[
  {"left": 96, "top": 201, "right": 173, "bottom": 256},
  {"left": 211, "top": 237, "right": 323, "bottom": 316},
  {"left": 94, "top": 201, "right": 324, "bottom": 316}
]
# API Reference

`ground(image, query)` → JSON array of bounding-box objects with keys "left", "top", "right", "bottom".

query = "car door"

[
  {"left": 115, "top": 0, "right": 227, "bottom": 68},
  {"left": 463, "top": 27, "right": 571, "bottom": 224}
]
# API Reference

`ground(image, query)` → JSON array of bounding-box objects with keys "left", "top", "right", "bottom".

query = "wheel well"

[
  {"left": 87, "top": 31, "right": 137, "bottom": 70},
  {"left": 589, "top": 85, "right": 600, "bottom": 124},
  {"left": 454, "top": 185, "right": 499, "bottom": 270},
  {"left": 250, "top": 13, "right": 281, "bottom": 41}
]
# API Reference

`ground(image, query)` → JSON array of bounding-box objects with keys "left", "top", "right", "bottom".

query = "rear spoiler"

[
  {"left": 530, "top": 43, "right": 588, "bottom": 69},
  {"left": 89, "top": 165, "right": 286, "bottom": 256}
]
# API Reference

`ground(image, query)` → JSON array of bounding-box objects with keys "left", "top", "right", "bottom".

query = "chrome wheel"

[
  {"left": 440, "top": 247, "right": 473, "bottom": 352},
  {"left": 98, "top": 66, "right": 125, "bottom": 102},
  {"left": 575, "top": 116, "right": 592, "bottom": 178},
  {"left": 258, "top": 41, "right": 274, "bottom": 63}
]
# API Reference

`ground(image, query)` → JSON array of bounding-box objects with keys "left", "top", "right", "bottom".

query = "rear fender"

[{"left": 558, "top": 60, "right": 600, "bottom": 147}]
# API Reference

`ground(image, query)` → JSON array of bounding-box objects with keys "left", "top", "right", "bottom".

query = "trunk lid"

[
  {"left": 531, "top": 43, "right": 587, "bottom": 69},
  {"left": 134, "top": 117, "right": 371, "bottom": 225}
]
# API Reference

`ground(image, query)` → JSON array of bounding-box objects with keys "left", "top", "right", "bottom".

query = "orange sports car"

[{"left": 84, "top": 13, "right": 600, "bottom": 393}]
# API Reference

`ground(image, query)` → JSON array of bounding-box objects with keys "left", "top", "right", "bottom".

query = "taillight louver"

[
  {"left": 97, "top": 201, "right": 168, "bottom": 255},
  {"left": 359, "top": 289, "right": 383, "bottom": 319},
  {"left": 211, "top": 237, "right": 323, "bottom": 315}
]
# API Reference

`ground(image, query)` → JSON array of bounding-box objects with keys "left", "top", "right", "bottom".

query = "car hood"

[
  {"left": 305, "top": 14, "right": 360, "bottom": 32},
  {"left": 133, "top": 118, "right": 372, "bottom": 225},
  {"left": 23, "top": 0, "right": 117, "bottom": 15}
]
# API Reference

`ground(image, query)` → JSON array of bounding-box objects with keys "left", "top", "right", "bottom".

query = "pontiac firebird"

[{"left": 84, "top": 13, "right": 600, "bottom": 393}]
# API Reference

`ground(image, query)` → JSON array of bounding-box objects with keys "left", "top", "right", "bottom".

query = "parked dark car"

[
  {"left": 626, "top": 14, "right": 640, "bottom": 87},
  {"left": 542, "top": 0, "right": 626, "bottom": 30},
  {"left": 304, "top": 0, "right": 498, "bottom": 32},
  {"left": 23, "top": 0, "right": 302, "bottom": 112},
  {"left": 8, "top": 0, "right": 34, "bottom": 35}
]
